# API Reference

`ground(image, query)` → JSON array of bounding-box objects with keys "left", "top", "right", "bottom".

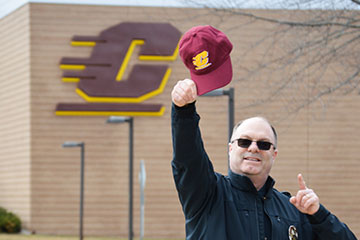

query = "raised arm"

[{"left": 171, "top": 79, "right": 217, "bottom": 219}]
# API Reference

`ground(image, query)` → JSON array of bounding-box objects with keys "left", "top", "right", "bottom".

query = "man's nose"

[{"left": 247, "top": 141, "right": 259, "bottom": 152}]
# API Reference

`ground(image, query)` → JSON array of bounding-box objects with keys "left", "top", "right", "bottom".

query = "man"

[{"left": 171, "top": 78, "right": 357, "bottom": 240}]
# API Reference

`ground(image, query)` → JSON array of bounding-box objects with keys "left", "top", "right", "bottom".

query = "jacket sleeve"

[
  {"left": 171, "top": 102, "right": 217, "bottom": 219},
  {"left": 308, "top": 204, "right": 357, "bottom": 239}
]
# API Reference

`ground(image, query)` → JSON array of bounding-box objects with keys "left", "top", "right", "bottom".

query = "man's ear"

[
  {"left": 229, "top": 142, "right": 233, "bottom": 154},
  {"left": 273, "top": 149, "right": 278, "bottom": 159}
]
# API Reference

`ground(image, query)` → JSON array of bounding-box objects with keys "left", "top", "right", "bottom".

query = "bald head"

[{"left": 231, "top": 117, "right": 277, "bottom": 149}]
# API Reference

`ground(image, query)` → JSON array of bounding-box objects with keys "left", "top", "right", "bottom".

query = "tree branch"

[{"left": 221, "top": 8, "right": 360, "bottom": 29}]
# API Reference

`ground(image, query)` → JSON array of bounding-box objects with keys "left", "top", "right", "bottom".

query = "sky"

[{"left": 1, "top": 0, "right": 359, "bottom": 19}]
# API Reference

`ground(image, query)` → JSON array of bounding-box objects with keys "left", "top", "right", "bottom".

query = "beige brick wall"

[
  {"left": 0, "top": 2, "right": 359, "bottom": 238},
  {"left": 0, "top": 4, "right": 31, "bottom": 226},
  {"left": 28, "top": 3, "right": 187, "bottom": 237}
]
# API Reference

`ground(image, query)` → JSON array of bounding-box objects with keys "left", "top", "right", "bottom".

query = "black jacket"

[{"left": 171, "top": 103, "right": 357, "bottom": 240}]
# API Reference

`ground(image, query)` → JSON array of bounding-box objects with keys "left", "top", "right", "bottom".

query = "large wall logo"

[{"left": 56, "top": 22, "right": 181, "bottom": 116}]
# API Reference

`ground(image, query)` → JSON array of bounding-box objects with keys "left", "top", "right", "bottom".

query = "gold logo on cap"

[
  {"left": 288, "top": 225, "right": 298, "bottom": 240},
  {"left": 193, "top": 50, "right": 212, "bottom": 70}
]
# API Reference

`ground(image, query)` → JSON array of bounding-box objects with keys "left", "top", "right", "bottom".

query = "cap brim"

[{"left": 190, "top": 56, "right": 233, "bottom": 96}]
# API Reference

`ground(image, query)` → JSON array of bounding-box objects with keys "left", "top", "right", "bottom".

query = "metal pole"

[
  {"left": 202, "top": 88, "right": 235, "bottom": 142},
  {"left": 79, "top": 143, "right": 85, "bottom": 240},
  {"left": 62, "top": 142, "right": 85, "bottom": 240},
  {"left": 139, "top": 160, "right": 146, "bottom": 240},
  {"left": 220, "top": 88, "right": 235, "bottom": 168},
  {"left": 105, "top": 116, "right": 135, "bottom": 240},
  {"left": 129, "top": 118, "right": 134, "bottom": 240},
  {"left": 227, "top": 88, "right": 235, "bottom": 142}
]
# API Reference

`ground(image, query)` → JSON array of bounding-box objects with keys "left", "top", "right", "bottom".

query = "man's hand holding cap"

[
  {"left": 178, "top": 25, "right": 233, "bottom": 95},
  {"left": 171, "top": 79, "right": 197, "bottom": 107}
]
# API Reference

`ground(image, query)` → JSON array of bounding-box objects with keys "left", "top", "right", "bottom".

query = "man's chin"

[{"left": 241, "top": 167, "right": 261, "bottom": 176}]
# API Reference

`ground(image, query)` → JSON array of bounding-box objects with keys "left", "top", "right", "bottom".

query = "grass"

[
  {"left": 0, "top": 235, "right": 179, "bottom": 240},
  {"left": 0, "top": 235, "right": 117, "bottom": 240}
]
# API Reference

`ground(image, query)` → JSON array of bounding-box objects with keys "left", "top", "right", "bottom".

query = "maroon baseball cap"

[{"left": 179, "top": 25, "right": 233, "bottom": 95}]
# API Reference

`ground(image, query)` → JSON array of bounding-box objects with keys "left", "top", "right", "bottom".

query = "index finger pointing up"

[{"left": 297, "top": 173, "right": 307, "bottom": 190}]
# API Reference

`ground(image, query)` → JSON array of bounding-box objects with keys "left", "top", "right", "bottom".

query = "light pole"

[
  {"left": 106, "top": 116, "right": 134, "bottom": 240},
  {"left": 138, "top": 160, "right": 146, "bottom": 240},
  {"left": 62, "top": 141, "right": 85, "bottom": 240},
  {"left": 202, "top": 87, "right": 235, "bottom": 142}
]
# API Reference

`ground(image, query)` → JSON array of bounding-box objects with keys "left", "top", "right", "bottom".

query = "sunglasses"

[{"left": 232, "top": 138, "right": 275, "bottom": 150}]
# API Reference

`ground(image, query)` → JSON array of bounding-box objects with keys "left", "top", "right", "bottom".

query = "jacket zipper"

[{"left": 255, "top": 198, "right": 260, "bottom": 239}]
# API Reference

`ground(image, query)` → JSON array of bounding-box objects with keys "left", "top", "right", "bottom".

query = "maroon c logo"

[{"left": 56, "top": 22, "right": 181, "bottom": 116}]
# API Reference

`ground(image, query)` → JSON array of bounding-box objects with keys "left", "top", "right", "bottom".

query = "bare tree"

[{"left": 178, "top": 0, "right": 360, "bottom": 120}]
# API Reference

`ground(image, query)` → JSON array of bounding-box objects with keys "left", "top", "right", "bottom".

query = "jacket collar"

[{"left": 228, "top": 169, "right": 275, "bottom": 198}]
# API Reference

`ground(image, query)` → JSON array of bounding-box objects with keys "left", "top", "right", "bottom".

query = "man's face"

[{"left": 229, "top": 117, "right": 277, "bottom": 180}]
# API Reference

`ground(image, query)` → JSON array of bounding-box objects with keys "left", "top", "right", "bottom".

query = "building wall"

[
  {"left": 0, "top": 4, "right": 31, "bottom": 226},
  {"left": 28, "top": 3, "right": 188, "bottom": 237},
  {"left": 0, "top": 2, "right": 359, "bottom": 238}
]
